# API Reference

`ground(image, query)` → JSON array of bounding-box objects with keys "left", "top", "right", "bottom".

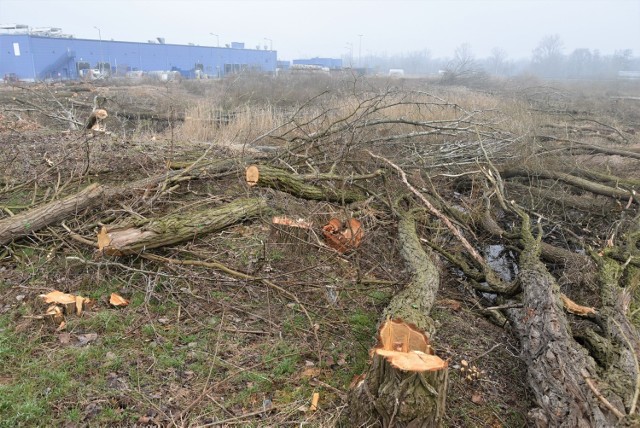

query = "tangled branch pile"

[{"left": 1, "top": 76, "right": 639, "bottom": 426}]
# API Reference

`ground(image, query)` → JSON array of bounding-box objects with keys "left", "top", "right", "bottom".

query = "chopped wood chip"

[
  {"left": 40, "top": 290, "right": 76, "bottom": 305},
  {"left": 110, "top": 293, "right": 129, "bottom": 307},
  {"left": 272, "top": 216, "right": 313, "bottom": 229},
  {"left": 322, "top": 217, "right": 364, "bottom": 254},
  {"left": 310, "top": 392, "right": 320, "bottom": 411},
  {"left": 45, "top": 304, "right": 64, "bottom": 325},
  {"left": 560, "top": 293, "right": 597, "bottom": 316}
]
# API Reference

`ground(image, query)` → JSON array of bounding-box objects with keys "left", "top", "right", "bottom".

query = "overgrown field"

[{"left": 0, "top": 74, "right": 639, "bottom": 427}]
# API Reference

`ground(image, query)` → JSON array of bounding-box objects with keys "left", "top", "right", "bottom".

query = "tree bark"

[
  {"left": 0, "top": 183, "right": 105, "bottom": 245},
  {"left": 500, "top": 168, "right": 637, "bottom": 202},
  {"left": 245, "top": 165, "right": 364, "bottom": 203},
  {"left": 97, "top": 197, "right": 267, "bottom": 255},
  {"left": 346, "top": 211, "right": 448, "bottom": 427},
  {"left": 504, "top": 210, "right": 624, "bottom": 427}
]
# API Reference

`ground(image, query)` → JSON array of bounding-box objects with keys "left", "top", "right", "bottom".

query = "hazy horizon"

[{"left": 1, "top": 0, "right": 638, "bottom": 61}]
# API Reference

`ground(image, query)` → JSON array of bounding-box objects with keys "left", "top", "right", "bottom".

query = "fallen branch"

[
  {"left": 97, "top": 198, "right": 268, "bottom": 255},
  {"left": 581, "top": 369, "right": 625, "bottom": 420},
  {"left": 139, "top": 253, "right": 321, "bottom": 353},
  {"left": 245, "top": 165, "right": 364, "bottom": 203},
  {"left": 0, "top": 183, "right": 104, "bottom": 245},
  {"left": 367, "top": 150, "right": 484, "bottom": 266},
  {"left": 500, "top": 167, "right": 637, "bottom": 203}
]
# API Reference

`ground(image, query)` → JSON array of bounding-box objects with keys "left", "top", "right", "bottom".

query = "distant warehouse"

[{"left": 0, "top": 26, "right": 276, "bottom": 81}]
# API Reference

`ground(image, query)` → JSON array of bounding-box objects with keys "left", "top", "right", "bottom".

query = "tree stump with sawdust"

[{"left": 346, "top": 211, "right": 448, "bottom": 427}]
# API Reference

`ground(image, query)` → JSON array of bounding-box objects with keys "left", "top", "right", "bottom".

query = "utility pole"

[
  {"left": 94, "top": 26, "right": 103, "bottom": 73},
  {"left": 358, "top": 34, "right": 363, "bottom": 68}
]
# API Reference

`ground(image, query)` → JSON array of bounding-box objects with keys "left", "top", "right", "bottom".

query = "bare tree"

[
  {"left": 488, "top": 47, "right": 508, "bottom": 76},
  {"left": 532, "top": 34, "right": 565, "bottom": 78},
  {"left": 441, "top": 43, "right": 485, "bottom": 84}
]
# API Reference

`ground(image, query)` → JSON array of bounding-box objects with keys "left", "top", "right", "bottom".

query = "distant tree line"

[{"left": 344, "top": 34, "right": 640, "bottom": 80}]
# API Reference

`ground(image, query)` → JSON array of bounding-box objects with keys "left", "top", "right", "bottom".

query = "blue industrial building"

[
  {"left": 292, "top": 57, "right": 342, "bottom": 70},
  {"left": 0, "top": 33, "right": 277, "bottom": 81}
]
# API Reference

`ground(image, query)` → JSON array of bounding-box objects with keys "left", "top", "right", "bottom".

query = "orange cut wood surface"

[
  {"left": 322, "top": 217, "right": 364, "bottom": 254},
  {"left": 272, "top": 216, "right": 313, "bottom": 229},
  {"left": 560, "top": 293, "right": 597, "bottom": 316},
  {"left": 245, "top": 165, "right": 260, "bottom": 186},
  {"left": 374, "top": 349, "right": 448, "bottom": 372},
  {"left": 40, "top": 290, "right": 77, "bottom": 305},
  {"left": 373, "top": 319, "right": 447, "bottom": 372},
  {"left": 109, "top": 293, "right": 130, "bottom": 307}
]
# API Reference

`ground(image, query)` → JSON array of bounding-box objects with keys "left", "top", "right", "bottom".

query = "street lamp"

[
  {"left": 358, "top": 34, "right": 363, "bottom": 68},
  {"left": 210, "top": 33, "right": 219, "bottom": 47},
  {"left": 94, "top": 26, "right": 104, "bottom": 73},
  {"left": 264, "top": 37, "right": 272, "bottom": 51},
  {"left": 345, "top": 42, "right": 353, "bottom": 67}
]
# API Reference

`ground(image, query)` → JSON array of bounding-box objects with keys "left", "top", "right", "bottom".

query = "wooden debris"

[
  {"left": 322, "top": 218, "right": 364, "bottom": 254},
  {"left": 45, "top": 305, "right": 64, "bottom": 325},
  {"left": 272, "top": 216, "right": 313, "bottom": 229},
  {"left": 40, "top": 290, "right": 86, "bottom": 316},
  {"left": 0, "top": 183, "right": 104, "bottom": 246},
  {"left": 96, "top": 197, "right": 267, "bottom": 255},
  {"left": 245, "top": 164, "right": 363, "bottom": 203},
  {"left": 560, "top": 293, "right": 597, "bottom": 317},
  {"left": 310, "top": 392, "right": 320, "bottom": 412},
  {"left": 109, "top": 293, "right": 129, "bottom": 307}
]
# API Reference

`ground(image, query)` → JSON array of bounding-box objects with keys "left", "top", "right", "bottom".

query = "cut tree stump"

[
  {"left": 97, "top": 197, "right": 267, "bottom": 255},
  {"left": 346, "top": 211, "right": 448, "bottom": 427},
  {"left": 245, "top": 165, "right": 364, "bottom": 203}
]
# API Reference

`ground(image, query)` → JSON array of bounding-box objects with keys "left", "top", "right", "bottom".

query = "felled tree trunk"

[
  {"left": 504, "top": 211, "right": 626, "bottom": 427},
  {"left": 245, "top": 165, "right": 364, "bottom": 203},
  {"left": 97, "top": 197, "right": 267, "bottom": 255},
  {"left": 500, "top": 168, "right": 636, "bottom": 202},
  {"left": 0, "top": 183, "right": 105, "bottom": 245},
  {"left": 346, "top": 211, "right": 448, "bottom": 427}
]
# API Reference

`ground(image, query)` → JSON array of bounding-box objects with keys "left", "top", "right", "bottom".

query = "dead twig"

[
  {"left": 581, "top": 368, "right": 625, "bottom": 420},
  {"left": 367, "top": 150, "right": 485, "bottom": 265},
  {"left": 139, "top": 253, "right": 322, "bottom": 356}
]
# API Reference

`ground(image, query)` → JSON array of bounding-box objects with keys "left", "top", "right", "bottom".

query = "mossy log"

[
  {"left": 245, "top": 165, "right": 364, "bottom": 203},
  {"left": 0, "top": 183, "right": 105, "bottom": 245},
  {"left": 505, "top": 209, "right": 629, "bottom": 426},
  {"left": 346, "top": 211, "right": 448, "bottom": 427},
  {"left": 97, "top": 197, "right": 267, "bottom": 255},
  {"left": 500, "top": 168, "right": 636, "bottom": 202}
]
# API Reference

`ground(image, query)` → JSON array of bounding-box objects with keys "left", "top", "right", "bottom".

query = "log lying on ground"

[
  {"left": 97, "top": 197, "right": 267, "bottom": 255},
  {"left": 504, "top": 209, "right": 625, "bottom": 426},
  {"left": 537, "top": 136, "right": 640, "bottom": 160},
  {"left": 0, "top": 158, "right": 244, "bottom": 246},
  {"left": 347, "top": 211, "right": 448, "bottom": 427},
  {"left": 500, "top": 168, "right": 637, "bottom": 202},
  {"left": 0, "top": 183, "right": 105, "bottom": 246},
  {"left": 245, "top": 165, "right": 364, "bottom": 203}
]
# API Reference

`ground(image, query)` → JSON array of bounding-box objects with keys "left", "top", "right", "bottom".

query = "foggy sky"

[{"left": 1, "top": 0, "right": 638, "bottom": 61}]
